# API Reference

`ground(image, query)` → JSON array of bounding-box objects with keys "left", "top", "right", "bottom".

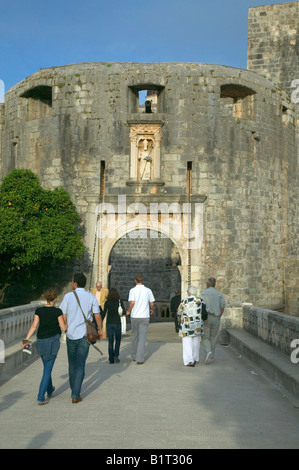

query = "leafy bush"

[{"left": 0, "top": 169, "right": 85, "bottom": 305}]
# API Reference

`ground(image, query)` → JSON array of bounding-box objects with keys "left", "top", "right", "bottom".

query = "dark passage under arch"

[{"left": 108, "top": 229, "right": 181, "bottom": 303}]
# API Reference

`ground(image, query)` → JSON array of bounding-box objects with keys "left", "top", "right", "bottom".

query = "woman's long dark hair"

[{"left": 107, "top": 288, "right": 120, "bottom": 301}]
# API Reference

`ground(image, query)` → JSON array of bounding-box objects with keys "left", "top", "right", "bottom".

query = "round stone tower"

[{"left": 0, "top": 62, "right": 297, "bottom": 319}]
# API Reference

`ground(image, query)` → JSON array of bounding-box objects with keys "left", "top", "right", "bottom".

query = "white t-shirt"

[{"left": 128, "top": 284, "right": 155, "bottom": 318}]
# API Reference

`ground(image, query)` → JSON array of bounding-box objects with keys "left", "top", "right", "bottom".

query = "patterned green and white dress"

[{"left": 177, "top": 295, "right": 206, "bottom": 338}]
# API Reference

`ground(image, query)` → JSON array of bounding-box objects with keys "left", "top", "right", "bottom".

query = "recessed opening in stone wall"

[
  {"left": 21, "top": 86, "right": 52, "bottom": 106},
  {"left": 108, "top": 229, "right": 181, "bottom": 302},
  {"left": 129, "top": 85, "right": 164, "bottom": 113},
  {"left": 20, "top": 85, "right": 52, "bottom": 120},
  {"left": 220, "top": 84, "right": 256, "bottom": 119}
]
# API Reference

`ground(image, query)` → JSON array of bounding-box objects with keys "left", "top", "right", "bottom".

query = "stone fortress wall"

[
  {"left": 0, "top": 2, "right": 298, "bottom": 316},
  {"left": 248, "top": 1, "right": 299, "bottom": 94},
  {"left": 247, "top": 2, "right": 299, "bottom": 315}
]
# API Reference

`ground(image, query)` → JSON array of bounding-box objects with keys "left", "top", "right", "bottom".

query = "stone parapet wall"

[
  {"left": 243, "top": 304, "right": 299, "bottom": 356},
  {"left": 0, "top": 302, "right": 42, "bottom": 346},
  {"left": 284, "top": 255, "right": 299, "bottom": 316}
]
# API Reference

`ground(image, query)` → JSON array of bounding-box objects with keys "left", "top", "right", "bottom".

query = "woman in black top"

[
  {"left": 102, "top": 288, "right": 125, "bottom": 364},
  {"left": 22, "top": 288, "right": 67, "bottom": 405}
]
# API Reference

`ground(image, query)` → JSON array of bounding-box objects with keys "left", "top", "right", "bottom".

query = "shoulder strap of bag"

[{"left": 73, "top": 291, "right": 88, "bottom": 323}]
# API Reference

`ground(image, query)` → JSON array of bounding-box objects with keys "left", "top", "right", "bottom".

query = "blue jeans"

[
  {"left": 37, "top": 356, "right": 56, "bottom": 402},
  {"left": 107, "top": 324, "right": 121, "bottom": 363},
  {"left": 66, "top": 336, "right": 90, "bottom": 399}
]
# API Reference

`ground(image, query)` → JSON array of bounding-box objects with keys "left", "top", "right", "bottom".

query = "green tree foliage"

[{"left": 0, "top": 169, "right": 85, "bottom": 304}]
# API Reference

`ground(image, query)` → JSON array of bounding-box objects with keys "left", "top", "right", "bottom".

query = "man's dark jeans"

[{"left": 66, "top": 336, "right": 90, "bottom": 399}]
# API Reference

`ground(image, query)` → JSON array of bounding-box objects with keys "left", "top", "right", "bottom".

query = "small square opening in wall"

[
  {"left": 129, "top": 85, "right": 164, "bottom": 113},
  {"left": 20, "top": 85, "right": 53, "bottom": 120},
  {"left": 220, "top": 84, "right": 256, "bottom": 119},
  {"left": 21, "top": 86, "right": 52, "bottom": 106}
]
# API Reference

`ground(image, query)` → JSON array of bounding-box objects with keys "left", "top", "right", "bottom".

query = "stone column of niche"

[
  {"left": 152, "top": 126, "right": 162, "bottom": 180},
  {"left": 129, "top": 127, "right": 138, "bottom": 179}
]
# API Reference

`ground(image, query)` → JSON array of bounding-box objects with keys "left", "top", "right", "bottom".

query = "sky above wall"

[{"left": 0, "top": 0, "right": 297, "bottom": 101}]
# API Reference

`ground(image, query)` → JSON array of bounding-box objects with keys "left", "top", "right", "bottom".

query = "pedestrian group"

[{"left": 22, "top": 273, "right": 225, "bottom": 405}]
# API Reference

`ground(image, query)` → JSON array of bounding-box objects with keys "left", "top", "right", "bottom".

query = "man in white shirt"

[
  {"left": 126, "top": 273, "right": 155, "bottom": 364},
  {"left": 60, "top": 273, "right": 102, "bottom": 403}
]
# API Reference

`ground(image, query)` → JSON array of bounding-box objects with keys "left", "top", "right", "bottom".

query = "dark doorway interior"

[{"left": 108, "top": 229, "right": 181, "bottom": 302}]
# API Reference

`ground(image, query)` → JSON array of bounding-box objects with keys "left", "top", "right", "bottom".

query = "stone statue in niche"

[
  {"left": 129, "top": 123, "right": 163, "bottom": 182},
  {"left": 145, "top": 100, "right": 152, "bottom": 113},
  {"left": 137, "top": 138, "right": 153, "bottom": 180}
]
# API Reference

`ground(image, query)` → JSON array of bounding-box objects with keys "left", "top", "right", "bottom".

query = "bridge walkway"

[{"left": 0, "top": 323, "right": 298, "bottom": 450}]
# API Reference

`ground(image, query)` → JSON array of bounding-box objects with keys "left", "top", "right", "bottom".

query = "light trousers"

[
  {"left": 121, "top": 316, "right": 126, "bottom": 335},
  {"left": 201, "top": 314, "right": 221, "bottom": 356},
  {"left": 182, "top": 335, "right": 200, "bottom": 365},
  {"left": 130, "top": 318, "right": 149, "bottom": 363}
]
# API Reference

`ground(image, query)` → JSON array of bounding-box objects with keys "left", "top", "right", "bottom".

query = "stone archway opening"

[{"left": 107, "top": 229, "right": 181, "bottom": 321}]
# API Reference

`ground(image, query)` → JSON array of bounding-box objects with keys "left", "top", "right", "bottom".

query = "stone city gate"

[
  {"left": 108, "top": 229, "right": 181, "bottom": 320},
  {"left": 85, "top": 196, "right": 205, "bottom": 318}
]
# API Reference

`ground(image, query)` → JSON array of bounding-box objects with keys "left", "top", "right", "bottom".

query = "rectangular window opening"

[{"left": 187, "top": 161, "right": 192, "bottom": 198}]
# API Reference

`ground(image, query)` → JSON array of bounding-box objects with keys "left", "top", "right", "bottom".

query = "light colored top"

[
  {"left": 200, "top": 287, "right": 226, "bottom": 317},
  {"left": 60, "top": 288, "right": 100, "bottom": 340},
  {"left": 128, "top": 284, "right": 155, "bottom": 318},
  {"left": 91, "top": 287, "right": 109, "bottom": 310}
]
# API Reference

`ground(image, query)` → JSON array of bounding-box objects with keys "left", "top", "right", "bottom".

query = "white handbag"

[{"left": 118, "top": 300, "right": 123, "bottom": 316}]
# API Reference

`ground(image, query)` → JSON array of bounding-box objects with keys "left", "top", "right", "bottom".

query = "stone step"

[{"left": 227, "top": 329, "right": 299, "bottom": 405}]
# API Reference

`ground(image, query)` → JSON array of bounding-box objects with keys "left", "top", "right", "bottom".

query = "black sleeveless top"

[{"left": 36, "top": 306, "right": 63, "bottom": 339}]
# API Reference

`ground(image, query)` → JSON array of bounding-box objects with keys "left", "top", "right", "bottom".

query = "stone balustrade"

[
  {"left": 0, "top": 302, "right": 42, "bottom": 346},
  {"left": 0, "top": 302, "right": 43, "bottom": 382}
]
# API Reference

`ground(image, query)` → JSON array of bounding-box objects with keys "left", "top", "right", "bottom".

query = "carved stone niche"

[{"left": 128, "top": 122, "right": 164, "bottom": 188}]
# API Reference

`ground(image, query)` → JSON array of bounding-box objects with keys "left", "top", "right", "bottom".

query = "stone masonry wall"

[
  {"left": 247, "top": 2, "right": 299, "bottom": 94},
  {"left": 248, "top": 2, "right": 299, "bottom": 315},
  {"left": 243, "top": 304, "right": 299, "bottom": 356}
]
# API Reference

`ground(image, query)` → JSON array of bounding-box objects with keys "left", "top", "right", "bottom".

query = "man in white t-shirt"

[{"left": 126, "top": 273, "right": 155, "bottom": 364}]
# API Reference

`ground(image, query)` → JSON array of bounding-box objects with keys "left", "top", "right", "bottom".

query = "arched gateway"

[
  {"left": 108, "top": 229, "right": 181, "bottom": 308},
  {"left": 87, "top": 199, "right": 205, "bottom": 311}
]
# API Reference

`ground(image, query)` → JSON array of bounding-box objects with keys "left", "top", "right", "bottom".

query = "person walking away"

[
  {"left": 170, "top": 290, "right": 181, "bottom": 333},
  {"left": 60, "top": 273, "right": 103, "bottom": 403},
  {"left": 22, "top": 288, "right": 67, "bottom": 405},
  {"left": 91, "top": 281, "right": 109, "bottom": 338},
  {"left": 102, "top": 288, "right": 125, "bottom": 363},
  {"left": 177, "top": 286, "right": 207, "bottom": 367},
  {"left": 200, "top": 277, "right": 226, "bottom": 364},
  {"left": 126, "top": 273, "right": 155, "bottom": 365}
]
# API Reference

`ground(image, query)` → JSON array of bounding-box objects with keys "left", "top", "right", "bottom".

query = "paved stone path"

[{"left": 0, "top": 323, "right": 298, "bottom": 449}]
